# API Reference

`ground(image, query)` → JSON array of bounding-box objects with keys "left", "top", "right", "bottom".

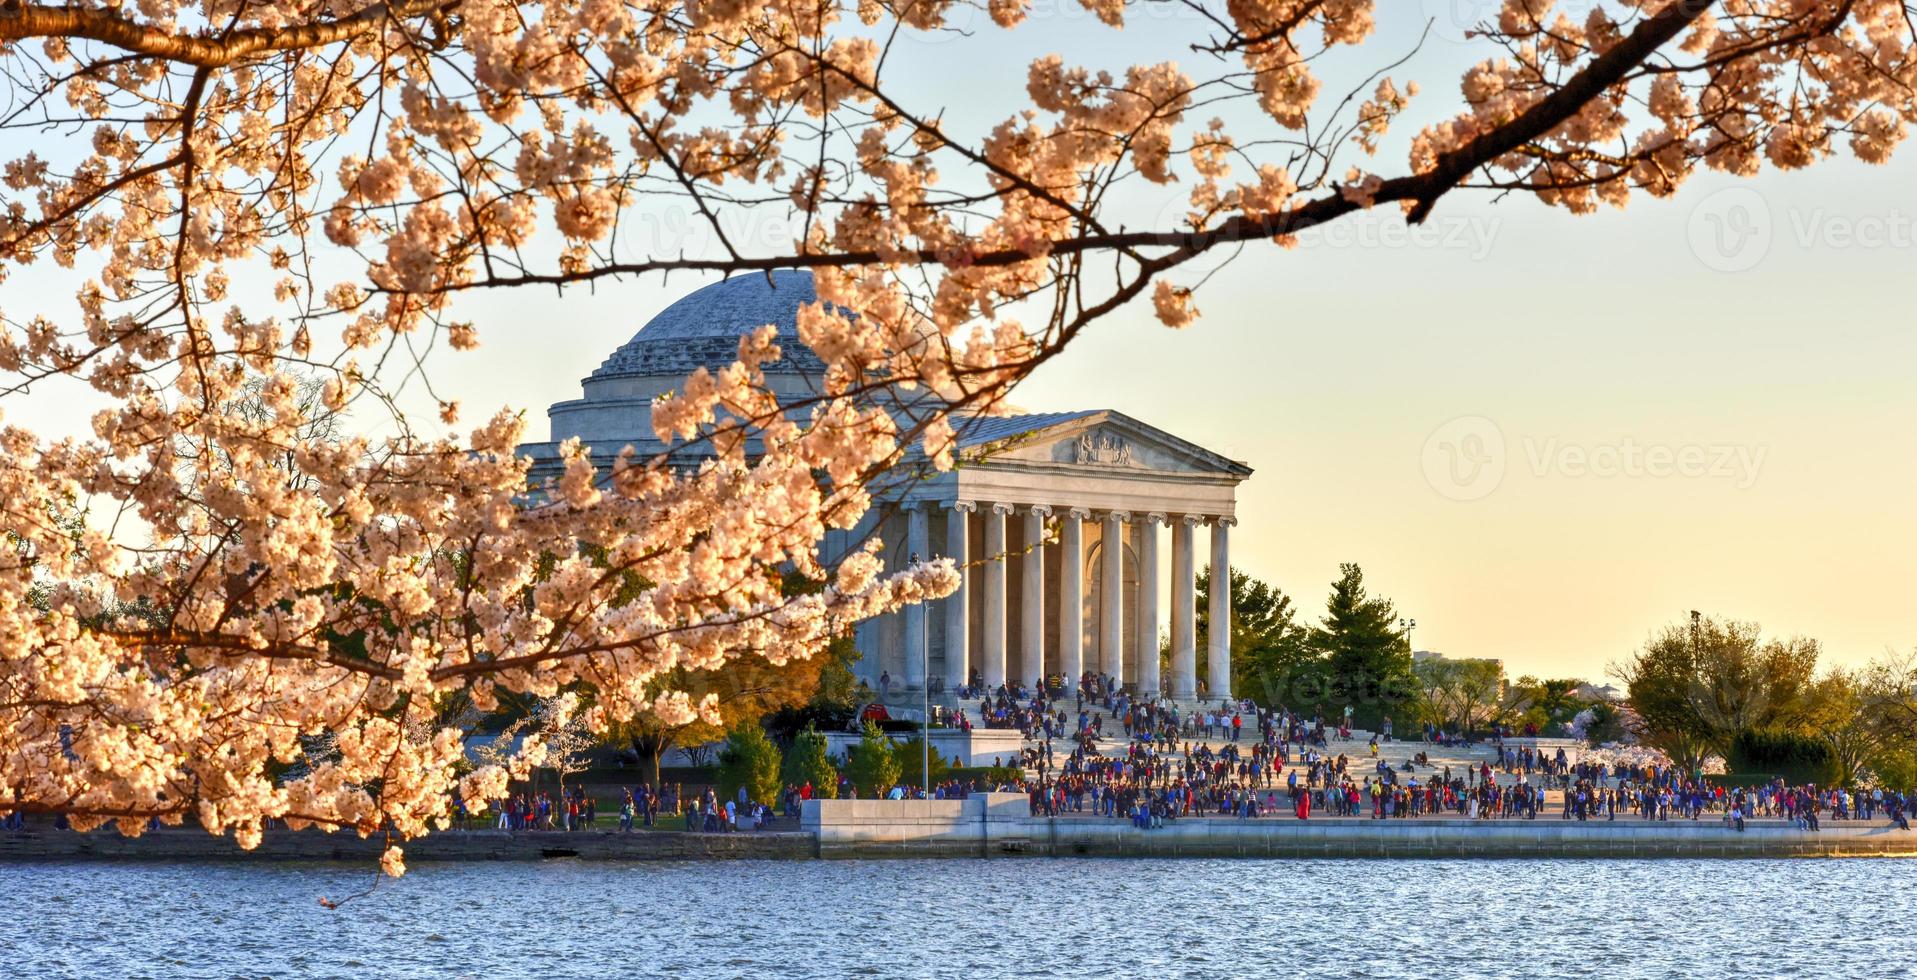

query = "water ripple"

[{"left": 2, "top": 857, "right": 1912, "bottom": 978}]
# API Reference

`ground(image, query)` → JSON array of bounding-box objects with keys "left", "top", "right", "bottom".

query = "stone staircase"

[{"left": 944, "top": 695, "right": 1561, "bottom": 795}]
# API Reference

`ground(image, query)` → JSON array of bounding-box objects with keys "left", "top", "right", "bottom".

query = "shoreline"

[{"left": 6, "top": 799, "right": 1915, "bottom": 864}]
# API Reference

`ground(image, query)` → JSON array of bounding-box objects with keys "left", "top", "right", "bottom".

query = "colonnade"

[{"left": 901, "top": 502, "right": 1235, "bottom": 701}]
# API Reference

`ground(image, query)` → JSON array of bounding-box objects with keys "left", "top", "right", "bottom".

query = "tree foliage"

[
  {"left": 1728, "top": 728, "right": 1839, "bottom": 786},
  {"left": 890, "top": 734, "right": 950, "bottom": 790},
  {"left": 763, "top": 632, "right": 865, "bottom": 743},
  {"left": 1614, "top": 613, "right": 1821, "bottom": 765},
  {"left": 1414, "top": 656, "right": 1506, "bottom": 734},
  {"left": 1312, "top": 564, "right": 1414, "bottom": 728},
  {"left": 1805, "top": 658, "right": 1917, "bottom": 787},
  {"left": 1615, "top": 616, "right": 1917, "bottom": 785},
  {"left": 610, "top": 569, "right": 849, "bottom": 784},
  {"left": 5, "top": 0, "right": 1915, "bottom": 871},
  {"left": 716, "top": 721, "right": 784, "bottom": 805},
  {"left": 1198, "top": 565, "right": 1312, "bottom": 708},
  {"left": 844, "top": 722, "right": 900, "bottom": 798},
  {"left": 780, "top": 726, "right": 839, "bottom": 800},
  {"left": 608, "top": 644, "right": 833, "bottom": 787}
]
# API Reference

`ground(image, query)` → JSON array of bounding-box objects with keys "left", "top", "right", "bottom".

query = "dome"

[{"left": 588, "top": 270, "right": 827, "bottom": 381}]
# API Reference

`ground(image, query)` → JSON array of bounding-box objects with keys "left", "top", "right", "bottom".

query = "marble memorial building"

[{"left": 520, "top": 271, "right": 1253, "bottom": 703}]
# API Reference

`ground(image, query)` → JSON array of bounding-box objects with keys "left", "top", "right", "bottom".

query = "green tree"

[
  {"left": 1806, "top": 658, "right": 1917, "bottom": 788},
  {"left": 717, "top": 722, "right": 784, "bottom": 805},
  {"left": 1414, "top": 656, "right": 1506, "bottom": 735},
  {"left": 892, "top": 734, "right": 951, "bottom": 789},
  {"left": 1867, "top": 650, "right": 1917, "bottom": 752},
  {"left": 1579, "top": 701, "right": 1628, "bottom": 746},
  {"left": 611, "top": 571, "right": 854, "bottom": 785},
  {"left": 762, "top": 631, "right": 865, "bottom": 742},
  {"left": 1529, "top": 678, "right": 1588, "bottom": 720},
  {"left": 1501, "top": 676, "right": 1593, "bottom": 734},
  {"left": 1728, "top": 728, "right": 1840, "bottom": 786},
  {"left": 1312, "top": 564, "right": 1413, "bottom": 729},
  {"left": 1196, "top": 565, "right": 1315, "bottom": 708},
  {"left": 1614, "top": 612, "right": 1822, "bottom": 766},
  {"left": 780, "top": 726, "right": 840, "bottom": 799},
  {"left": 1870, "top": 748, "right": 1917, "bottom": 790},
  {"left": 844, "top": 722, "right": 901, "bottom": 798}
]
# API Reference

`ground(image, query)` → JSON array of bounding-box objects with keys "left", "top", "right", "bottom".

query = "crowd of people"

[
  {"left": 951, "top": 677, "right": 1917, "bottom": 833},
  {"left": 22, "top": 676, "right": 1900, "bottom": 839}
]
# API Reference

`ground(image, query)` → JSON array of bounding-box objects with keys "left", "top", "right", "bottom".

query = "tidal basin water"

[{"left": 4, "top": 857, "right": 1912, "bottom": 978}]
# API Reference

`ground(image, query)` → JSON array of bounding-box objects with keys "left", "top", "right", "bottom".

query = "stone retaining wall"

[
  {"left": 802, "top": 793, "right": 1029, "bottom": 857},
  {"left": 1029, "top": 815, "right": 1917, "bottom": 859},
  {"left": 803, "top": 795, "right": 1917, "bottom": 859},
  {"left": 0, "top": 826, "right": 813, "bottom": 863},
  {"left": 6, "top": 800, "right": 1913, "bottom": 863}
]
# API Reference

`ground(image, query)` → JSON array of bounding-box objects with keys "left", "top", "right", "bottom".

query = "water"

[{"left": 2, "top": 857, "right": 1910, "bottom": 978}]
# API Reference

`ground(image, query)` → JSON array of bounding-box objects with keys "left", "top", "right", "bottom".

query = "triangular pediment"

[{"left": 956, "top": 410, "right": 1251, "bottom": 478}]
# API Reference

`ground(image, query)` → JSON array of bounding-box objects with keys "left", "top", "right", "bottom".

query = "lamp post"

[
  {"left": 1399, "top": 617, "right": 1417, "bottom": 655},
  {"left": 922, "top": 605, "right": 931, "bottom": 798},
  {"left": 912, "top": 551, "right": 930, "bottom": 798}
]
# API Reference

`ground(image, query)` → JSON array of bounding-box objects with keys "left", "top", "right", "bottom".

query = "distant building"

[{"left": 1576, "top": 682, "right": 1625, "bottom": 702}]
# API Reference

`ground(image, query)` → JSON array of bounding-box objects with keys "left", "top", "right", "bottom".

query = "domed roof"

[{"left": 589, "top": 270, "right": 828, "bottom": 380}]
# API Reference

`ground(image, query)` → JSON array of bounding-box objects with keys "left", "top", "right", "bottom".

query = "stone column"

[
  {"left": 1057, "top": 507, "right": 1087, "bottom": 693},
  {"left": 903, "top": 503, "right": 929, "bottom": 690},
  {"left": 1099, "top": 511, "right": 1129, "bottom": 683},
  {"left": 1171, "top": 515, "right": 1199, "bottom": 700},
  {"left": 1208, "top": 517, "right": 1234, "bottom": 701},
  {"left": 1135, "top": 513, "right": 1164, "bottom": 698},
  {"left": 1020, "top": 505, "right": 1049, "bottom": 688},
  {"left": 943, "top": 502, "right": 972, "bottom": 692},
  {"left": 981, "top": 503, "right": 1012, "bottom": 690}
]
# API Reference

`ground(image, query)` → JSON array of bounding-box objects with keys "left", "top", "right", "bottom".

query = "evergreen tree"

[
  {"left": 1196, "top": 565, "right": 1314, "bottom": 708},
  {"left": 891, "top": 734, "right": 950, "bottom": 789},
  {"left": 1313, "top": 563, "right": 1413, "bottom": 730},
  {"left": 845, "top": 722, "right": 901, "bottom": 798},
  {"left": 780, "top": 725, "right": 840, "bottom": 799},
  {"left": 716, "top": 721, "right": 784, "bottom": 805}
]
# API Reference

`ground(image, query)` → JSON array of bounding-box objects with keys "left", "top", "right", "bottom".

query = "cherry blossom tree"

[{"left": 3, "top": 0, "right": 1912, "bottom": 872}]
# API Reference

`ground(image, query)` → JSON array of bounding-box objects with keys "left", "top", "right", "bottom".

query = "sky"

[{"left": 10, "top": 3, "right": 1915, "bottom": 680}]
